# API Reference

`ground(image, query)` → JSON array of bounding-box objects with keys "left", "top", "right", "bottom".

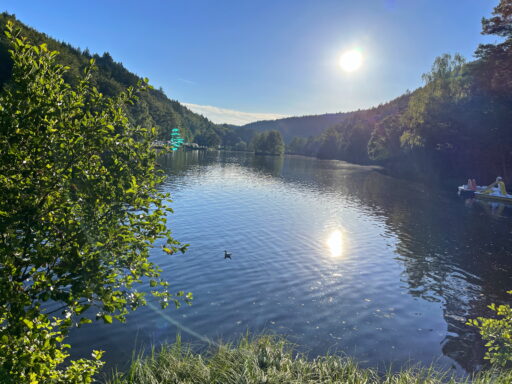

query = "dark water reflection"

[{"left": 69, "top": 151, "right": 512, "bottom": 374}]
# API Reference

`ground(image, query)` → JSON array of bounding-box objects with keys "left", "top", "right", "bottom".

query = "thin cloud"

[
  {"left": 177, "top": 78, "right": 196, "bottom": 85},
  {"left": 183, "top": 103, "right": 287, "bottom": 126}
]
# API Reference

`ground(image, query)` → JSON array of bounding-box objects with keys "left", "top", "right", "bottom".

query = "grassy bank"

[{"left": 106, "top": 336, "right": 512, "bottom": 384}]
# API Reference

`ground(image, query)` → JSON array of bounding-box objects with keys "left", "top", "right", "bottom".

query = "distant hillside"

[
  {"left": 0, "top": 13, "right": 222, "bottom": 142},
  {"left": 237, "top": 113, "right": 350, "bottom": 142},
  {"left": 236, "top": 93, "right": 411, "bottom": 146}
]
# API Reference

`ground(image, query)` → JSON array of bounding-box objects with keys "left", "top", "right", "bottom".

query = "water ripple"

[{"left": 68, "top": 151, "right": 512, "bottom": 374}]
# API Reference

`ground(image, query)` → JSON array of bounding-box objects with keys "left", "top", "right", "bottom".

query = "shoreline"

[{"left": 105, "top": 335, "right": 511, "bottom": 384}]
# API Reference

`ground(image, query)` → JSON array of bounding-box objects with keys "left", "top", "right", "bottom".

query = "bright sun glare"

[
  {"left": 339, "top": 50, "right": 363, "bottom": 72},
  {"left": 327, "top": 230, "right": 344, "bottom": 257}
]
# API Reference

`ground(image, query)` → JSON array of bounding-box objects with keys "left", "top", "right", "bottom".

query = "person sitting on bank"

[{"left": 483, "top": 176, "right": 507, "bottom": 195}]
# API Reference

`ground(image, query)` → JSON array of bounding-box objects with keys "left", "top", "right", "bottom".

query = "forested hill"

[
  {"left": 237, "top": 93, "right": 410, "bottom": 143},
  {"left": 237, "top": 112, "right": 350, "bottom": 142},
  {"left": 0, "top": 13, "right": 222, "bottom": 142}
]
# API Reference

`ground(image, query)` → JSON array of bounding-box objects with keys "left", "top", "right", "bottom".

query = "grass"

[{"left": 105, "top": 335, "right": 512, "bottom": 384}]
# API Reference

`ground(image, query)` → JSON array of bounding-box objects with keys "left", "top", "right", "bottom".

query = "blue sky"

[{"left": 3, "top": 1, "right": 498, "bottom": 124}]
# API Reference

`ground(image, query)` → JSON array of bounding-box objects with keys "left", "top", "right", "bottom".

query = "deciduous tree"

[{"left": 0, "top": 22, "right": 189, "bottom": 383}]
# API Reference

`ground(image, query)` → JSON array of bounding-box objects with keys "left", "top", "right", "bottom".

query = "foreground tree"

[
  {"left": 0, "top": 22, "right": 188, "bottom": 383},
  {"left": 469, "top": 291, "right": 512, "bottom": 367},
  {"left": 472, "top": 0, "right": 512, "bottom": 178},
  {"left": 474, "top": 0, "right": 512, "bottom": 94}
]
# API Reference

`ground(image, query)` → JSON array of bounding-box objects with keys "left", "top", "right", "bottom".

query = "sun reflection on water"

[{"left": 327, "top": 229, "right": 344, "bottom": 257}]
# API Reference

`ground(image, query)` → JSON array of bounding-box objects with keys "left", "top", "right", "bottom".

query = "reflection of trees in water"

[
  {"left": 377, "top": 187, "right": 512, "bottom": 370},
  {"left": 251, "top": 155, "right": 284, "bottom": 177},
  {"left": 158, "top": 149, "right": 201, "bottom": 175},
  {"left": 159, "top": 150, "right": 285, "bottom": 178},
  {"left": 158, "top": 151, "right": 512, "bottom": 371},
  {"left": 260, "top": 155, "right": 512, "bottom": 372}
]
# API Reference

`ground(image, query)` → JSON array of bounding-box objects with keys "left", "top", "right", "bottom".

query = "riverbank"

[{"left": 106, "top": 336, "right": 512, "bottom": 384}]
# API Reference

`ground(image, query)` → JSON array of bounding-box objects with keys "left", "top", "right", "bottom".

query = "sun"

[{"left": 339, "top": 50, "right": 363, "bottom": 72}]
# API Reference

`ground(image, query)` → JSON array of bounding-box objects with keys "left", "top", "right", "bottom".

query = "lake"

[{"left": 69, "top": 150, "right": 512, "bottom": 374}]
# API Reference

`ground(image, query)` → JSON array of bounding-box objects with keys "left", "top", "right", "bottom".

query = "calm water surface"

[{"left": 69, "top": 151, "right": 512, "bottom": 374}]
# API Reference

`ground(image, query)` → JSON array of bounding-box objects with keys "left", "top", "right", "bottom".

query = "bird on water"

[{"left": 224, "top": 250, "right": 232, "bottom": 259}]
